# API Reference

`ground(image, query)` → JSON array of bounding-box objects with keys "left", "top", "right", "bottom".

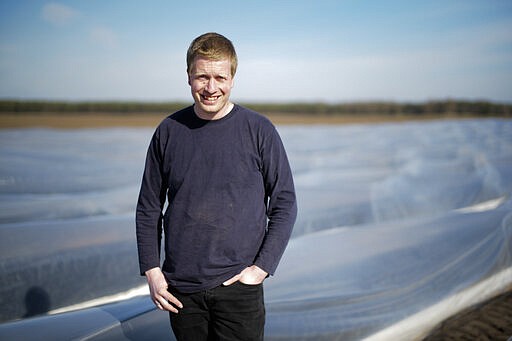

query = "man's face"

[{"left": 188, "top": 57, "right": 235, "bottom": 120}]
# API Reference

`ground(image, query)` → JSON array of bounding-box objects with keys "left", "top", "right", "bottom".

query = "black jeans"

[{"left": 169, "top": 281, "right": 265, "bottom": 341}]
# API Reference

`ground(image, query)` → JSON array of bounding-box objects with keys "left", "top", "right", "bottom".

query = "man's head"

[
  {"left": 187, "top": 32, "right": 238, "bottom": 77},
  {"left": 187, "top": 33, "right": 237, "bottom": 120}
]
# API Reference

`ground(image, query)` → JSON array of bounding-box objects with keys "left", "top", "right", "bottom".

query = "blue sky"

[{"left": 1, "top": 1, "right": 511, "bottom": 103}]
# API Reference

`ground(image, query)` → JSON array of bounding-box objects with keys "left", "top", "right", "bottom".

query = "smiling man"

[
  {"left": 136, "top": 32, "right": 297, "bottom": 340},
  {"left": 188, "top": 58, "right": 233, "bottom": 120}
]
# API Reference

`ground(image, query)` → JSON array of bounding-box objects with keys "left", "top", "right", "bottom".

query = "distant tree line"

[
  {"left": 0, "top": 101, "right": 188, "bottom": 114},
  {"left": 0, "top": 100, "right": 510, "bottom": 117},
  {"left": 244, "top": 100, "right": 512, "bottom": 117}
]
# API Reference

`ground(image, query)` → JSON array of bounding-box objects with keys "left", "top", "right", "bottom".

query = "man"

[{"left": 136, "top": 32, "right": 297, "bottom": 340}]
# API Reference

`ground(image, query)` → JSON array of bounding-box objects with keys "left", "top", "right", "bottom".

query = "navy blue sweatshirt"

[{"left": 136, "top": 104, "right": 297, "bottom": 293}]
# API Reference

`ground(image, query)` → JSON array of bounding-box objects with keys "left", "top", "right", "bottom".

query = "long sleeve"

[
  {"left": 136, "top": 128, "right": 168, "bottom": 275},
  {"left": 253, "top": 125, "right": 297, "bottom": 275}
]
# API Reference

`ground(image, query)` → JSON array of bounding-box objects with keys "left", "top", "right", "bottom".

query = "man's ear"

[{"left": 187, "top": 72, "right": 192, "bottom": 86}]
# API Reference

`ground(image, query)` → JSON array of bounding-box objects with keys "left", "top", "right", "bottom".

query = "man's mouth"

[{"left": 201, "top": 94, "right": 220, "bottom": 103}]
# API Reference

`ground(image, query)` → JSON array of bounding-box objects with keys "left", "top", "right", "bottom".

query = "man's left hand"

[{"left": 222, "top": 265, "right": 268, "bottom": 286}]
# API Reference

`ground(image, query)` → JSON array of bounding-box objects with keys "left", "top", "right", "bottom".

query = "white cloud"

[
  {"left": 234, "top": 17, "right": 512, "bottom": 103},
  {"left": 18, "top": 51, "right": 189, "bottom": 101},
  {"left": 41, "top": 2, "right": 78, "bottom": 26},
  {"left": 234, "top": 42, "right": 512, "bottom": 103},
  {"left": 90, "top": 26, "right": 119, "bottom": 49}
]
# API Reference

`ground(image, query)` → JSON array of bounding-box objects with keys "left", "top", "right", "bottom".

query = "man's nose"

[{"left": 205, "top": 78, "right": 218, "bottom": 93}]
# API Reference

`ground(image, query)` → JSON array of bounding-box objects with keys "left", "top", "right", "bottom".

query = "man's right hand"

[{"left": 145, "top": 267, "right": 183, "bottom": 313}]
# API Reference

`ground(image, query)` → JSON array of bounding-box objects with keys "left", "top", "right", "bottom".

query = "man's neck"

[{"left": 194, "top": 102, "right": 234, "bottom": 121}]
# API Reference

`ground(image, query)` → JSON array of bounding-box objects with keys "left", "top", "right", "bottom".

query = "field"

[
  {"left": 0, "top": 112, "right": 499, "bottom": 129},
  {"left": 1, "top": 106, "right": 511, "bottom": 340},
  {"left": 1, "top": 99, "right": 510, "bottom": 128}
]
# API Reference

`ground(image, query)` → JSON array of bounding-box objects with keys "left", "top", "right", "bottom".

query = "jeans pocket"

[{"left": 237, "top": 280, "right": 263, "bottom": 287}]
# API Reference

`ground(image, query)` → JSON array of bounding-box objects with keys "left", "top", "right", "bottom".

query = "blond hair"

[{"left": 187, "top": 32, "right": 238, "bottom": 76}]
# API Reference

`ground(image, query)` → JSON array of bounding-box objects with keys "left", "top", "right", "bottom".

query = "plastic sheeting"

[
  {"left": 265, "top": 119, "right": 512, "bottom": 339},
  {"left": 1, "top": 119, "right": 511, "bottom": 339},
  {"left": 265, "top": 200, "right": 512, "bottom": 340}
]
